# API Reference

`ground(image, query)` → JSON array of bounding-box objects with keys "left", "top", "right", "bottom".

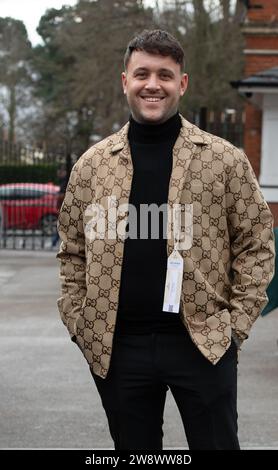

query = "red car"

[{"left": 0, "top": 183, "right": 60, "bottom": 235}]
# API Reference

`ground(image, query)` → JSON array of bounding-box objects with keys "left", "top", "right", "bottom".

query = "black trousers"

[{"left": 91, "top": 330, "right": 240, "bottom": 450}]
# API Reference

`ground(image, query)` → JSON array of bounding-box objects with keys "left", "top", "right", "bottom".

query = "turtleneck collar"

[{"left": 128, "top": 112, "right": 181, "bottom": 145}]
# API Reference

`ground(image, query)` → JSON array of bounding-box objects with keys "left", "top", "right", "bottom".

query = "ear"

[
  {"left": 180, "top": 73, "right": 188, "bottom": 97},
  {"left": 122, "top": 72, "right": 127, "bottom": 95}
]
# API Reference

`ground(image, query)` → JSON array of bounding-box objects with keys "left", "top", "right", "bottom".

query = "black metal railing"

[
  {"left": 191, "top": 107, "right": 244, "bottom": 149},
  {"left": 0, "top": 142, "right": 70, "bottom": 250}
]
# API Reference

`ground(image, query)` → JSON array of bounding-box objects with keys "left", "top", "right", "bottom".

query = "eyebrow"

[{"left": 133, "top": 67, "right": 175, "bottom": 77}]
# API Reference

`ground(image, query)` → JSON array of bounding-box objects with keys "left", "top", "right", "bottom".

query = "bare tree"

[
  {"left": 156, "top": 0, "right": 245, "bottom": 114},
  {"left": 0, "top": 17, "right": 32, "bottom": 142}
]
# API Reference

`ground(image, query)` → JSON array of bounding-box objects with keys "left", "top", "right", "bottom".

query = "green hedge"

[{"left": 0, "top": 164, "right": 59, "bottom": 184}]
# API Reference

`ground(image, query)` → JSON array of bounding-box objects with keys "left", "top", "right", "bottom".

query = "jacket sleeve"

[
  {"left": 226, "top": 149, "right": 275, "bottom": 342},
  {"left": 56, "top": 161, "right": 86, "bottom": 340}
]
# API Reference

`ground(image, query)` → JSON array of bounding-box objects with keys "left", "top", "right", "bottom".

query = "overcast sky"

[{"left": 0, "top": 0, "right": 78, "bottom": 45}]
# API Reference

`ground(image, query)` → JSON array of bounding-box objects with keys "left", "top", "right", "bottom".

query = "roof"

[{"left": 231, "top": 66, "right": 278, "bottom": 89}]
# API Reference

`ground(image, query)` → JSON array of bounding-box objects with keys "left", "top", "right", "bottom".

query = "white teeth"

[{"left": 142, "top": 97, "right": 163, "bottom": 102}]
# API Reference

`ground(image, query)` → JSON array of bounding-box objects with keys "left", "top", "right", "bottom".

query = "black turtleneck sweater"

[{"left": 115, "top": 112, "right": 185, "bottom": 335}]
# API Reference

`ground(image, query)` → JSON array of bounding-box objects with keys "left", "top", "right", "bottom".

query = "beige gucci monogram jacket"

[{"left": 57, "top": 116, "right": 275, "bottom": 379}]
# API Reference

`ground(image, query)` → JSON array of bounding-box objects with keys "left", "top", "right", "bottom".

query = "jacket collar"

[{"left": 110, "top": 115, "right": 210, "bottom": 154}]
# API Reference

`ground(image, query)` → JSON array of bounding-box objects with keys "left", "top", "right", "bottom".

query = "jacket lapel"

[
  {"left": 110, "top": 122, "right": 133, "bottom": 206},
  {"left": 167, "top": 116, "right": 209, "bottom": 252},
  {"left": 169, "top": 116, "right": 210, "bottom": 206}
]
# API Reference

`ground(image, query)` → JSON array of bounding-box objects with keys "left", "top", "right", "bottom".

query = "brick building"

[{"left": 232, "top": 0, "right": 278, "bottom": 224}]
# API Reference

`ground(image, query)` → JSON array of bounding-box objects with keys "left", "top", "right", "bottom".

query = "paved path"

[{"left": 0, "top": 250, "right": 277, "bottom": 449}]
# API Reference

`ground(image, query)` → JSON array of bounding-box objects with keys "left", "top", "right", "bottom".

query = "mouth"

[{"left": 140, "top": 96, "right": 165, "bottom": 102}]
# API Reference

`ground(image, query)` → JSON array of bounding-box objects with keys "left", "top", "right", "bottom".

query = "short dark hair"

[{"left": 124, "top": 29, "right": 185, "bottom": 72}]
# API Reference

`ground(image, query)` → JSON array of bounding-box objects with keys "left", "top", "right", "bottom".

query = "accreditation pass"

[{"left": 163, "top": 250, "right": 183, "bottom": 313}]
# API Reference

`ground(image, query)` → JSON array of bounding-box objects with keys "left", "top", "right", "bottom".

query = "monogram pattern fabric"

[{"left": 57, "top": 116, "right": 275, "bottom": 379}]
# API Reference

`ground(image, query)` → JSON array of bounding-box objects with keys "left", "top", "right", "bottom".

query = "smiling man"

[
  {"left": 122, "top": 49, "right": 188, "bottom": 124},
  {"left": 57, "top": 30, "right": 275, "bottom": 450}
]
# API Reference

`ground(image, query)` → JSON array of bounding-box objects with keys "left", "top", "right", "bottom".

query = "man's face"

[{"left": 122, "top": 50, "right": 188, "bottom": 125}]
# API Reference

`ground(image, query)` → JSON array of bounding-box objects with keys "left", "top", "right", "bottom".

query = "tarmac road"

[{"left": 0, "top": 249, "right": 277, "bottom": 449}]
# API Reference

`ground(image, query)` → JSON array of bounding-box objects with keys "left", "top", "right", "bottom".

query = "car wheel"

[{"left": 40, "top": 214, "right": 58, "bottom": 236}]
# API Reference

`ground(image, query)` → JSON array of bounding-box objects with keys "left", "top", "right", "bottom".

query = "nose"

[{"left": 145, "top": 74, "right": 160, "bottom": 91}]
